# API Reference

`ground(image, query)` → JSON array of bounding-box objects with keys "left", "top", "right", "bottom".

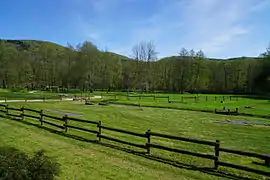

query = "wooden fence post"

[
  {"left": 222, "top": 96, "right": 225, "bottom": 101},
  {"left": 230, "top": 96, "right": 232, "bottom": 100},
  {"left": 215, "top": 96, "right": 217, "bottom": 101},
  {"left": 43, "top": 96, "right": 45, "bottom": 102},
  {"left": 206, "top": 96, "right": 208, "bottom": 102},
  {"left": 21, "top": 107, "right": 24, "bottom": 120},
  {"left": 97, "top": 121, "right": 102, "bottom": 142},
  {"left": 146, "top": 129, "right": 151, "bottom": 154},
  {"left": 40, "top": 110, "right": 44, "bottom": 126},
  {"left": 181, "top": 96, "right": 183, "bottom": 102},
  {"left": 63, "top": 115, "right": 68, "bottom": 132},
  {"left": 236, "top": 108, "right": 239, "bottom": 113},
  {"left": 168, "top": 96, "right": 170, "bottom": 103},
  {"left": 214, "top": 140, "right": 220, "bottom": 169},
  {"left": 5, "top": 96, "right": 7, "bottom": 103}
]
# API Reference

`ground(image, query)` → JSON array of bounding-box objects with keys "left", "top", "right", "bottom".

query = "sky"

[{"left": 0, "top": 0, "right": 270, "bottom": 59}]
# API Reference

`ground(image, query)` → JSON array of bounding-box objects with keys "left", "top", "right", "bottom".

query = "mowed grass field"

[
  {"left": 1, "top": 89, "right": 270, "bottom": 116},
  {"left": 0, "top": 101, "right": 269, "bottom": 179},
  {"left": 96, "top": 92, "right": 270, "bottom": 116}
]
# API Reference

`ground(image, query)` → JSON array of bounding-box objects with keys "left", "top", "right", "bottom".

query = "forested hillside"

[{"left": 0, "top": 39, "right": 269, "bottom": 93}]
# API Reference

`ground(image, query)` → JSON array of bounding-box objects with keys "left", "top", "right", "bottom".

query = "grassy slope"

[{"left": 0, "top": 101, "right": 269, "bottom": 179}]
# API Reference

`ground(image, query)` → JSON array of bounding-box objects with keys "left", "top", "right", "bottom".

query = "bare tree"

[
  {"left": 131, "top": 41, "right": 158, "bottom": 91},
  {"left": 132, "top": 41, "right": 157, "bottom": 62}
]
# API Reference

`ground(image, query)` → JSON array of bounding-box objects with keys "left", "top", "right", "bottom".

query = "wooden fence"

[
  {"left": 124, "top": 94, "right": 238, "bottom": 103},
  {"left": 0, "top": 103, "right": 269, "bottom": 177}
]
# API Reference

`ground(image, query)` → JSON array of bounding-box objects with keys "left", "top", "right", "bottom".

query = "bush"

[{"left": 0, "top": 147, "right": 60, "bottom": 180}]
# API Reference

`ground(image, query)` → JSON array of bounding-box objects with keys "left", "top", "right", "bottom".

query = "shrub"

[{"left": 0, "top": 147, "right": 60, "bottom": 180}]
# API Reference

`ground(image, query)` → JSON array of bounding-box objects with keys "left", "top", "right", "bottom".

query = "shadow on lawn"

[{"left": 6, "top": 117, "right": 258, "bottom": 180}]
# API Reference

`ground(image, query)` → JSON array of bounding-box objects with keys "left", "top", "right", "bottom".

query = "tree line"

[{"left": 0, "top": 39, "right": 269, "bottom": 94}]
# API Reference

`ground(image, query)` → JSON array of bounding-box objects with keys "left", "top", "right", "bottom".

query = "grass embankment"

[{"left": 0, "top": 101, "right": 269, "bottom": 179}]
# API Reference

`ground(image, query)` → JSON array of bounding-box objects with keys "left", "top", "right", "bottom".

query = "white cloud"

[
  {"left": 71, "top": 0, "right": 269, "bottom": 58},
  {"left": 116, "top": 0, "right": 264, "bottom": 58}
]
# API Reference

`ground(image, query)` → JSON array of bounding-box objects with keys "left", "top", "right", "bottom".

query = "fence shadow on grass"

[{"left": 4, "top": 117, "right": 257, "bottom": 180}]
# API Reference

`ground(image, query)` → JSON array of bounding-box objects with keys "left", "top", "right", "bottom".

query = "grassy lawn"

[
  {"left": 99, "top": 93, "right": 270, "bottom": 116},
  {"left": 0, "top": 101, "right": 269, "bottom": 179}
]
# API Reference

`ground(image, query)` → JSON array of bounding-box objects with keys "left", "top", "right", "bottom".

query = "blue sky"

[{"left": 0, "top": 0, "right": 270, "bottom": 59}]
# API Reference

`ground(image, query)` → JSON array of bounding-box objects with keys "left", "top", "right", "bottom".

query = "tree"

[{"left": 131, "top": 41, "right": 158, "bottom": 91}]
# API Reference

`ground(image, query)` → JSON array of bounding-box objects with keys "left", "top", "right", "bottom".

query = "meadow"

[
  {"left": 94, "top": 92, "right": 270, "bottom": 117},
  {"left": 0, "top": 98, "right": 269, "bottom": 179}
]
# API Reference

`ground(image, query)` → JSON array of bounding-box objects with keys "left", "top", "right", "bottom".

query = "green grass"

[
  {"left": 0, "top": 101, "right": 269, "bottom": 179},
  {"left": 97, "top": 92, "right": 270, "bottom": 117}
]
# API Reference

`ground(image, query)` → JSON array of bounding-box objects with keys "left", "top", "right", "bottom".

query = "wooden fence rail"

[
  {"left": 149, "top": 132, "right": 217, "bottom": 146},
  {"left": 42, "top": 113, "right": 64, "bottom": 122},
  {"left": 0, "top": 104, "right": 269, "bottom": 178},
  {"left": 65, "top": 124, "right": 98, "bottom": 134},
  {"left": 0, "top": 109, "right": 6, "bottom": 113},
  {"left": 99, "top": 134, "right": 146, "bottom": 149},
  {"left": 23, "top": 107, "right": 40, "bottom": 113},
  {"left": 22, "top": 114, "right": 40, "bottom": 120},
  {"left": 100, "top": 125, "right": 146, "bottom": 138},
  {"left": 67, "top": 117, "right": 98, "bottom": 125},
  {"left": 220, "top": 147, "right": 270, "bottom": 160},
  {"left": 42, "top": 119, "right": 65, "bottom": 129},
  {"left": 148, "top": 143, "right": 216, "bottom": 160},
  {"left": 6, "top": 107, "right": 22, "bottom": 111},
  {"left": 218, "top": 161, "right": 270, "bottom": 176}
]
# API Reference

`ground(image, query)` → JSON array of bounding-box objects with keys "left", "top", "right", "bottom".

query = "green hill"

[{"left": 0, "top": 39, "right": 268, "bottom": 93}]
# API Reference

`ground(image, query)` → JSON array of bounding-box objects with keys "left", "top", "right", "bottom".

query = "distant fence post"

[
  {"left": 236, "top": 108, "right": 239, "bottom": 113},
  {"left": 230, "top": 96, "right": 232, "bottom": 100},
  {"left": 168, "top": 96, "right": 170, "bottom": 103},
  {"left": 5, "top": 96, "right": 7, "bottom": 103},
  {"left": 146, "top": 129, "right": 151, "bottom": 154},
  {"left": 214, "top": 140, "right": 220, "bottom": 169},
  {"left": 181, "top": 96, "right": 183, "bottom": 102},
  {"left": 97, "top": 121, "right": 102, "bottom": 142},
  {"left": 43, "top": 96, "right": 45, "bottom": 102},
  {"left": 40, "top": 110, "right": 44, "bottom": 126},
  {"left": 21, "top": 107, "right": 24, "bottom": 120},
  {"left": 215, "top": 96, "right": 217, "bottom": 101},
  {"left": 63, "top": 115, "right": 68, "bottom": 132},
  {"left": 206, "top": 96, "right": 208, "bottom": 102}
]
